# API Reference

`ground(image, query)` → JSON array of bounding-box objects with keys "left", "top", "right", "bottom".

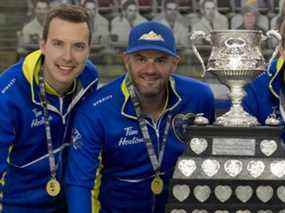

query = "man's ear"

[
  {"left": 39, "top": 39, "right": 46, "bottom": 54},
  {"left": 122, "top": 52, "right": 128, "bottom": 62},
  {"left": 171, "top": 56, "right": 181, "bottom": 74},
  {"left": 121, "top": 53, "right": 130, "bottom": 73}
]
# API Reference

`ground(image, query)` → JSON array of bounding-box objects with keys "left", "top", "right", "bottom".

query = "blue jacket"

[
  {"left": 65, "top": 74, "right": 215, "bottom": 213},
  {"left": 243, "top": 58, "right": 284, "bottom": 124},
  {"left": 0, "top": 50, "right": 98, "bottom": 212}
]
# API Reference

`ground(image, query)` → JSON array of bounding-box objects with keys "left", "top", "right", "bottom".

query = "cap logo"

[{"left": 139, "top": 30, "right": 165, "bottom": 42}]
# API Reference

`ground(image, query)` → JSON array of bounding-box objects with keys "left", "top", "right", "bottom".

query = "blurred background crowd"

[{"left": 0, "top": 0, "right": 283, "bottom": 104}]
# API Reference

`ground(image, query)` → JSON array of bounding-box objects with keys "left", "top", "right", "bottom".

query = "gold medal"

[
  {"left": 46, "top": 178, "right": 61, "bottom": 197},
  {"left": 151, "top": 176, "right": 164, "bottom": 195}
]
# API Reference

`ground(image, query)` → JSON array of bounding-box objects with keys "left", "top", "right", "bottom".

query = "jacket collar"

[
  {"left": 120, "top": 75, "right": 182, "bottom": 120},
  {"left": 22, "top": 50, "right": 61, "bottom": 102},
  {"left": 268, "top": 57, "right": 285, "bottom": 99}
]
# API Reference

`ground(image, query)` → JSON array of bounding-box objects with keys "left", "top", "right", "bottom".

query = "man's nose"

[
  {"left": 62, "top": 46, "right": 73, "bottom": 61},
  {"left": 144, "top": 59, "right": 157, "bottom": 73}
]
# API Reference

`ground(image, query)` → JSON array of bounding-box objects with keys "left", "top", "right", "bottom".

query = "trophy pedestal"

[
  {"left": 166, "top": 125, "right": 285, "bottom": 213},
  {"left": 215, "top": 103, "right": 260, "bottom": 127}
]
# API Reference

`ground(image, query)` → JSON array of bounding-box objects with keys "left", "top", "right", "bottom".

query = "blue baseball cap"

[{"left": 125, "top": 21, "right": 177, "bottom": 57}]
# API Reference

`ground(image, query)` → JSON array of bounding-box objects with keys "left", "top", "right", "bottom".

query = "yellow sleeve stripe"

[
  {"left": 277, "top": 58, "right": 284, "bottom": 71},
  {"left": 92, "top": 153, "right": 103, "bottom": 213}
]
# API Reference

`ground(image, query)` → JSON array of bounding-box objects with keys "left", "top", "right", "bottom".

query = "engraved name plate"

[{"left": 212, "top": 138, "right": 255, "bottom": 156}]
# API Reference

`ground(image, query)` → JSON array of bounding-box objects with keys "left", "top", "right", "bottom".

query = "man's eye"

[
  {"left": 73, "top": 43, "right": 86, "bottom": 51},
  {"left": 155, "top": 58, "right": 167, "bottom": 64},
  {"left": 52, "top": 41, "right": 63, "bottom": 47},
  {"left": 135, "top": 57, "right": 147, "bottom": 63}
]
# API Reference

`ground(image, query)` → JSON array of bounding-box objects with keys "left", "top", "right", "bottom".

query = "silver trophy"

[{"left": 191, "top": 30, "right": 281, "bottom": 127}]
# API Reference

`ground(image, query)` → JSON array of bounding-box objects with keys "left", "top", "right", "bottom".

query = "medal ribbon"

[
  {"left": 38, "top": 68, "right": 57, "bottom": 180},
  {"left": 125, "top": 76, "right": 171, "bottom": 176}
]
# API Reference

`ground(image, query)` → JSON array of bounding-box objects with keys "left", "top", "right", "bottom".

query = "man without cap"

[
  {"left": 0, "top": 4, "right": 98, "bottom": 212},
  {"left": 65, "top": 21, "right": 215, "bottom": 213}
]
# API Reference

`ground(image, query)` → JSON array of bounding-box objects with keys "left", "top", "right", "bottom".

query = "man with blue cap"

[{"left": 65, "top": 21, "right": 215, "bottom": 213}]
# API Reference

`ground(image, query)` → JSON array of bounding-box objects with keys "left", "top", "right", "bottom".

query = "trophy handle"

[
  {"left": 190, "top": 31, "right": 209, "bottom": 77},
  {"left": 263, "top": 30, "right": 282, "bottom": 76}
]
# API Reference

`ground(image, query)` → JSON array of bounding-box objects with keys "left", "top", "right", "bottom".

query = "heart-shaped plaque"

[
  {"left": 177, "top": 159, "right": 196, "bottom": 177},
  {"left": 201, "top": 159, "right": 220, "bottom": 177},
  {"left": 172, "top": 113, "right": 196, "bottom": 142},
  {"left": 260, "top": 139, "right": 277, "bottom": 157},
  {"left": 235, "top": 185, "right": 253, "bottom": 203},
  {"left": 192, "top": 209, "right": 208, "bottom": 213},
  {"left": 236, "top": 210, "right": 251, "bottom": 213},
  {"left": 172, "top": 184, "right": 190, "bottom": 202},
  {"left": 170, "top": 209, "right": 187, "bottom": 213},
  {"left": 193, "top": 185, "right": 211, "bottom": 203},
  {"left": 247, "top": 160, "right": 265, "bottom": 178},
  {"left": 270, "top": 160, "right": 285, "bottom": 178},
  {"left": 224, "top": 160, "right": 243, "bottom": 177},
  {"left": 277, "top": 186, "right": 285, "bottom": 203},
  {"left": 214, "top": 185, "right": 232, "bottom": 203},
  {"left": 189, "top": 137, "right": 208, "bottom": 155},
  {"left": 256, "top": 186, "right": 273, "bottom": 203}
]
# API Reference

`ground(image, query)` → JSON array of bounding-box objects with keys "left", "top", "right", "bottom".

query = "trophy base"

[
  {"left": 215, "top": 105, "right": 260, "bottom": 127},
  {"left": 167, "top": 125, "right": 285, "bottom": 212}
]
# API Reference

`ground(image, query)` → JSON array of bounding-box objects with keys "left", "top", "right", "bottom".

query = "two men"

[
  {"left": 0, "top": 4, "right": 98, "bottom": 212},
  {"left": 65, "top": 21, "right": 215, "bottom": 212},
  {"left": 2, "top": 4, "right": 215, "bottom": 212}
]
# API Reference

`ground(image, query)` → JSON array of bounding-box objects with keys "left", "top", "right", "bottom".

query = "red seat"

[
  {"left": 97, "top": 0, "right": 114, "bottom": 7},
  {"left": 138, "top": 0, "right": 152, "bottom": 6}
]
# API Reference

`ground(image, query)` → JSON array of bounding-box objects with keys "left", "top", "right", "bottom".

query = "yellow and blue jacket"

[
  {"left": 0, "top": 50, "right": 98, "bottom": 212},
  {"left": 243, "top": 58, "right": 285, "bottom": 127},
  {"left": 65, "top": 74, "right": 215, "bottom": 213}
]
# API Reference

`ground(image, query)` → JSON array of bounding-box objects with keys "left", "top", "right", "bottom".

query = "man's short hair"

[
  {"left": 162, "top": 0, "right": 177, "bottom": 9},
  {"left": 42, "top": 4, "right": 93, "bottom": 44},
  {"left": 34, "top": 0, "right": 50, "bottom": 7},
  {"left": 122, "top": 0, "right": 137, "bottom": 11},
  {"left": 200, "top": 0, "right": 217, "bottom": 9},
  {"left": 82, "top": 0, "right": 96, "bottom": 7}
]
